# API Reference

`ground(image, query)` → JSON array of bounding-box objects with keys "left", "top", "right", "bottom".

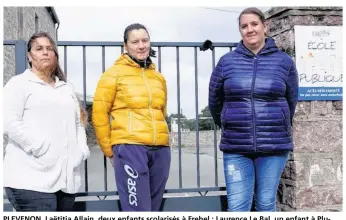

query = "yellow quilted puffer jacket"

[{"left": 92, "top": 54, "right": 169, "bottom": 157}]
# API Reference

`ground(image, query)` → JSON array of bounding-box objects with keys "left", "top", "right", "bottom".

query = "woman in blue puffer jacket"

[{"left": 208, "top": 7, "right": 298, "bottom": 212}]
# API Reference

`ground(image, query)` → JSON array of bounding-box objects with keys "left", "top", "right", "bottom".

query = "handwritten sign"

[{"left": 294, "top": 26, "right": 342, "bottom": 100}]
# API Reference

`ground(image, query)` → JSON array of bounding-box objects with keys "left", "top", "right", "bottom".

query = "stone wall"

[
  {"left": 3, "top": 7, "right": 56, "bottom": 86},
  {"left": 265, "top": 7, "right": 343, "bottom": 211},
  {"left": 170, "top": 130, "right": 221, "bottom": 148}
]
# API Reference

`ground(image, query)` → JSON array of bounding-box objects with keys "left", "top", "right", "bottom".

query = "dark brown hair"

[
  {"left": 123, "top": 23, "right": 150, "bottom": 43},
  {"left": 238, "top": 7, "right": 266, "bottom": 26},
  {"left": 27, "top": 31, "right": 66, "bottom": 82}
]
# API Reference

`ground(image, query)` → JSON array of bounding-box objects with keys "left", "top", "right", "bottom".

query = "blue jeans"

[
  {"left": 5, "top": 187, "right": 76, "bottom": 211},
  {"left": 223, "top": 152, "right": 289, "bottom": 211}
]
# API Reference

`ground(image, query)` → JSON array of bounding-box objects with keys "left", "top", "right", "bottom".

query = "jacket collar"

[
  {"left": 23, "top": 69, "right": 66, "bottom": 88},
  {"left": 113, "top": 53, "right": 156, "bottom": 70},
  {"left": 234, "top": 37, "right": 279, "bottom": 57}
]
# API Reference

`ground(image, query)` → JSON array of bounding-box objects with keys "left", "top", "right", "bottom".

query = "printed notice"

[{"left": 294, "top": 25, "right": 343, "bottom": 100}]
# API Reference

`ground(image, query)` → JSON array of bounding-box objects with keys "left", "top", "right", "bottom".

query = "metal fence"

[{"left": 3, "top": 40, "right": 238, "bottom": 199}]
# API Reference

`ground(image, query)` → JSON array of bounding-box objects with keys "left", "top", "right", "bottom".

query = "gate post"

[
  {"left": 15, "top": 40, "right": 27, "bottom": 75},
  {"left": 265, "top": 7, "right": 343, "bottom": 212}
]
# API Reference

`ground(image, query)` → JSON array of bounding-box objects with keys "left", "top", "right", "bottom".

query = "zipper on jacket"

[
  {"left": 128, "top": 111, "right": 133, "bottom": 132},
  {"left": 251, "top": 56, "right": 258, "bottom": 152},
  {"left": 141, "top": 68, "right": 156, "bottom": 145}
]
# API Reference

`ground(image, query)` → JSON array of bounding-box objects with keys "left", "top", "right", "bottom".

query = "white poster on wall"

[{"left": 294, "top": 25, "right": 342, "bottom": 100}]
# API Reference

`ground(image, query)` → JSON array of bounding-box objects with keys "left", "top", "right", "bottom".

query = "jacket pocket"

[
  {"left": 114, "top": 145, "right": 124, "bottom": 159},
  {"left": 161, "top": 111, "right": 169, "bottom": 133},
  {"left": 128, "top": 111, "right": 133, "bottom": 132},
  {"left": 34, "top": 124, "right": 66, "bottom": 168},
  {"left": 280, "top": 109, "right": 290, "bottom": 135},
  {"left": 34, "top": 140, "right": 60, "bottom": 168}
]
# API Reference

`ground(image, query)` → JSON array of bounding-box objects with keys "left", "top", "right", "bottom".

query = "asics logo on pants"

[{"left": 124, "top": 164, "right": 138, "bottom": 206}]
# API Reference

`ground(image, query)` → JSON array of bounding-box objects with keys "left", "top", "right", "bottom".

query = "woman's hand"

[{"left": 110, "top": 156, "right": 114, "bottom": 167}]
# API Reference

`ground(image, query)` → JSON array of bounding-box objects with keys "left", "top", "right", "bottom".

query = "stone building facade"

[{"left": 3, "top": 7, "right": 59, "bottom": 85}]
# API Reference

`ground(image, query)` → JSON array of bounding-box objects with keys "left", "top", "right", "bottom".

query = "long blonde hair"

[{"left": 79, "top": 102, "right": 88, "bottom": 126}]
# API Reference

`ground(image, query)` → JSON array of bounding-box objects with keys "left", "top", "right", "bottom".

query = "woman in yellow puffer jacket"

[{"left": 92, "top": 23, "right": 170, "bottom": 212}]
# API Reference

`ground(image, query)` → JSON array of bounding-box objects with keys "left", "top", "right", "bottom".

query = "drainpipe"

[
  {"left": 46, "top": 7, "right": 60, "bottom": 41},
  {"left": 56, "top": 22, "right": 60, "bottom": 41}
]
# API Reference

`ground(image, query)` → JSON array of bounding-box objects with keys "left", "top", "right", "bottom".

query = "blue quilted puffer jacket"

[{"left": 208, "top": 37, "right": 298, "bottom": 153}]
